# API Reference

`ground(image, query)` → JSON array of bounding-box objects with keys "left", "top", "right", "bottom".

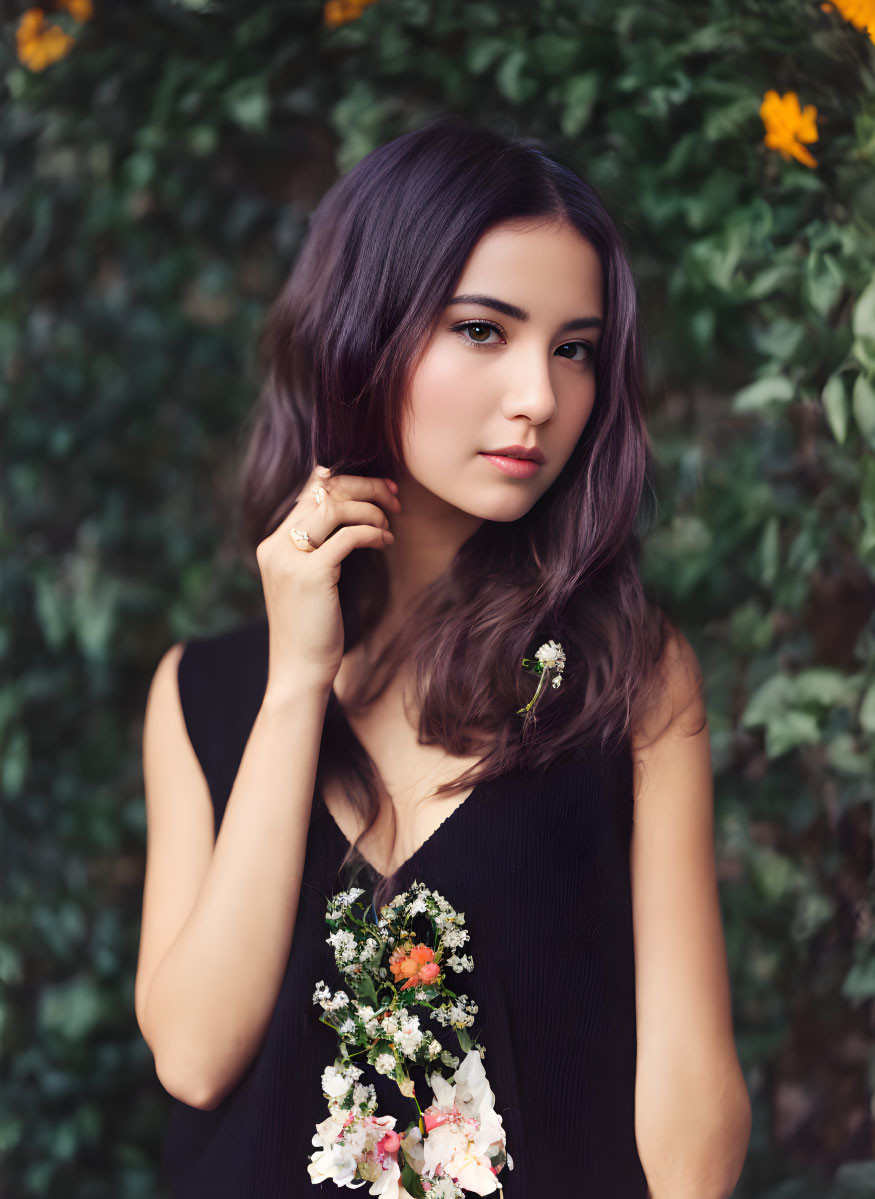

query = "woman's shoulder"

[
  {"left": 631, "top": 618, "right": 706, "bottom": 753},
  {"left": 176, "top": 617, "right": 270, "bottom": 725}
]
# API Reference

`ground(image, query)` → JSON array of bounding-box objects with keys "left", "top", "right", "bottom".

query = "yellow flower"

[
  {"left": 16, "top": 9, "right": 75, "bottom": 71},
  {"left": 323, "top": 0, "right": 377, "bottom": 29},
  {"left": 820, "top": 0, "right": 875, "bottom": 43},
  {"left": 60, "top": 0, "right": 94, "bottom": 21},
  {"left": 760, "top": 90, "right": 819, "bottom": 169}
]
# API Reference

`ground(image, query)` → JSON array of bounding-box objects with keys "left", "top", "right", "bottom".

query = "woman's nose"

[{"left": 503, "top": 374, "right": 559, "bottom": 424}]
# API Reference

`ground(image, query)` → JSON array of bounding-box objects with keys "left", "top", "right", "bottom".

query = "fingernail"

[
  {"left": 315, "top": 465, "right": 331, "bottom": 478},
  {"left": 386, "top": 479, "right": 399, "bottom": 493}
]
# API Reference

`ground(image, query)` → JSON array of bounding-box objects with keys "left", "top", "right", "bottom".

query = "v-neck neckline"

[
  {"left": 321, "top": 685, "right": 491, "bottom": 882},
  {"left": 316, "top": 776, "right": 485, "bottom": 884}
]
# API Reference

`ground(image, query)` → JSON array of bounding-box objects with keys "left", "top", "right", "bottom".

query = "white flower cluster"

[
  {"left": 354, "top": 1004, "right": 383, "bottom": 1040},
  {"left": 312, "top": 981, "right": 352, "bottom": 1013},
  {"left": 310, "top": 880, "right": 510, "bottom": 1193},
  {"left": 373, "top": 1052, "right": 396, "bottom": 1076},
  {"left": 324, "top": 886, "right": 366, "bottom": 921},
  {"left": 308, "top": 1083, "right": 398, "bottom": 1190},
  {"left": 381, "top": 1007, "right": 426, "bottom": 1058},
  {"left": 423, "top": 1178, "right": 465, "bottom": 1199},
  {"left": 431, "top": 994, "right": 478, "bottom": 1031},
  {"left": 535, "top": 638, "right": 566, "bottom": 688},
  {"left": 319, "top": 1060, "right": 377, "bottom": 1113},
  {"left": 420, "top": 1049, "right": 512, "bottom": 1193},
  {"left": 326, "top": 928, "right": 359, "bottom": 968},
  {"left": 377, "top": 882, "right": 470, "bottom": 952},
  {"left": 323, "top": 930, "right": 384, "bottom": 979}
]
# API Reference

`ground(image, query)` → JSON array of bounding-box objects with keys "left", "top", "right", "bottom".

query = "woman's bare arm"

[{"left": 134, "top": 642, "right": 332, "bottom": 1110}]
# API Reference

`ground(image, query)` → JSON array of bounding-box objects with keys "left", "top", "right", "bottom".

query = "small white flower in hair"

[
  {"left": 535, "top": 639, "right": 566, "bottom": 673},
  {"left": 516, "top": 639, "right": 566, "bottom": 718}
]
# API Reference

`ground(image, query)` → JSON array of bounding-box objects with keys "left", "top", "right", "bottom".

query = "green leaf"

[
  {"left": 34, "top": 567, "right": 71, "bottom": 651},
  {"left": 495, "top": 49, "right": 538, "bottom": 104},
  {"left": 852, "top": 337, "right": 875, "bottom": 375},
  {"left": 841, "top": 957, "right": 875, "bottom": 1004},
  {"left": 732, "top": 375, "right": 795, "bottom": 412},
  {"left": 851, "top": 277, "right": 875, "bottom": 341},
  {"left": 859, "top": 680, "right": 875, "bottom": 734},
  {"left": 746, "top": 263, "right": 795, "bottom": 300},
  {"left": 532, "top": 32, "right": 582, "bottom": 77},
  {"left": 740, "top": 673, "right": 830, "bottom": 756},
  {"left": 693, "top": 219, "right": 751, "bottom": 291},
  {"left": 0, "top": 943, "right": 23, "bottom": 986},
  {"left": 759, "top": 516, "right": 780, "bottom": 586},
  {"left": 366, "top": 1040, "right": 394, "bottom": 1067},
  {"left": 790, "top": 890, "right": 835, "bottom": 942},
  {"left": 728, "top": 601, "right": 774, "bottom": 654},
  {"left": 0, "top": 1116, "right": 23, "bottom": 1155},
  {"left": 226, "top": 78, "right": 269, "bottom": 131},
  {"left": 1, "top": 729, "right": 28, "bottom": 800},
  {"left": 831, "top": 1160, "right": 875, "bottom": 1193},
  {"left": 400, "top": 1162, "right": 427, "bottom": 1198},
  {"left": 751, "top": 317, "right": 805, "bottom": 361},
  {"left": 861, "top": 456, "right": 875, "bottom": 563},
  {"left": 38, "top": 977, "right": 105, "bottom": 1041},
  {"left": 790, "top": 668, "right": 860, "bottom": 709},
  {"left": 354, "top": 973, "right": 378, "bottom": 1005},
  {"left": 751, "top": 847, "right": 804, "bottom": 903},
  {"left": 765, "top": 710, "right": 821, "bottom": 757},
  {"left": 821, "top": 372, "right": 849, "bottom": 443},
  {"left": 561, "top": 74, "right": 599, "bottom": 137},
  {"left": 826, "top": 733, "right": 874, "bottom": 776},
  {"left": 852, "top": 374, "right": 875, "bottom": 449},
  {"left": 702, "top": 94, "right": 760, "bottom": 142},
  {"left": 188, "top": 125, "right": 218, "bottom": 156},
  {"left": 806, "top": 250, "right": 844, "bottom": 317},
  {"left": 123, "top": 150, "right": 156, "bottom": 189},
  {"left": 465, "top": 38, "right": 505, "bottom": 76},
  {"left": 6, "top": 68, "right": 28, "bottom": 101}
]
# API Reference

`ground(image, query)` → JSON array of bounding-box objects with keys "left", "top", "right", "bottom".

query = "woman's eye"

[
  {"left": 453, "top": 320, "right": 501, "bottom": 346},
  {"left": 451, "top": 320, "right": 594, "bottom": 364},
  {"left": 557, "top": 341, "right": 595, "bottom": 364}
]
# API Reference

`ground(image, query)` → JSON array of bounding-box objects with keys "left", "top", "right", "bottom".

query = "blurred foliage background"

[{"left": 2, "top": 0, "right": 875, "bottom": 1195}]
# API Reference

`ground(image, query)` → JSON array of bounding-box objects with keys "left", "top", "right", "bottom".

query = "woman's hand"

[{"left": 255, "top": 464, "right": 400, "bottom": 698}]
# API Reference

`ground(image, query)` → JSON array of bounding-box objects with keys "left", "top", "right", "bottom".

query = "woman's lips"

[{"left": 479, "top": 453, "right": 541, "bottom": 479}]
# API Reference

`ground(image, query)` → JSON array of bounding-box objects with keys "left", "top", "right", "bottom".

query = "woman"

[{"left": 135, "top": 115, "right": 751, "bottom": 1198}]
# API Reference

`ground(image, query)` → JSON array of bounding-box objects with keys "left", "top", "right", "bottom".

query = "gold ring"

[
  {"left": 289, "top": 527, "right": 314, "bottom": 551},
  {"left": 311, "top": 485, "right": 326, "bottom": 506}
]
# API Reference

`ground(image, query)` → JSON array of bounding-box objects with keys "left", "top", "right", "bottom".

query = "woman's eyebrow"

[{"left": 447, "top": 293, "right": 603, "bottom": 335}]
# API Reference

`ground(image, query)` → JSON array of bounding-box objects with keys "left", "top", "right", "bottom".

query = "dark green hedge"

[{"left": 2, "top": 1, "right": 874, "bottom": 1195}]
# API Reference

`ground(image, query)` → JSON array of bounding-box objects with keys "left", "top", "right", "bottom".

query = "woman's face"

[{"left": 399, "top": 218, "right": 604, "bottom": 524}]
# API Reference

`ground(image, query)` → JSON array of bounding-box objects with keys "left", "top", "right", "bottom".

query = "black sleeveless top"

[{"left": 160, "top": 618, "right": 649, "bottom": 1198}]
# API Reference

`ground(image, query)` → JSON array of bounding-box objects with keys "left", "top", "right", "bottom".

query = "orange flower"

[
  {"left": 760, "top": 90, "right": 819, "bottom": 169},
  {"left": 388, "top": 943, "right": 441, "bottom": 991},
  {"left": 820, "top": 0, "right": 875, "bottom": 43},
  {"left": 16, "top": 9, "right": 75, "bottom": 71},
  {"left": 323, "top": 0, "right": 377, "bottom": 29},
  {"left": 60, "top": 0, "right": 94, "bottom": 21}
]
